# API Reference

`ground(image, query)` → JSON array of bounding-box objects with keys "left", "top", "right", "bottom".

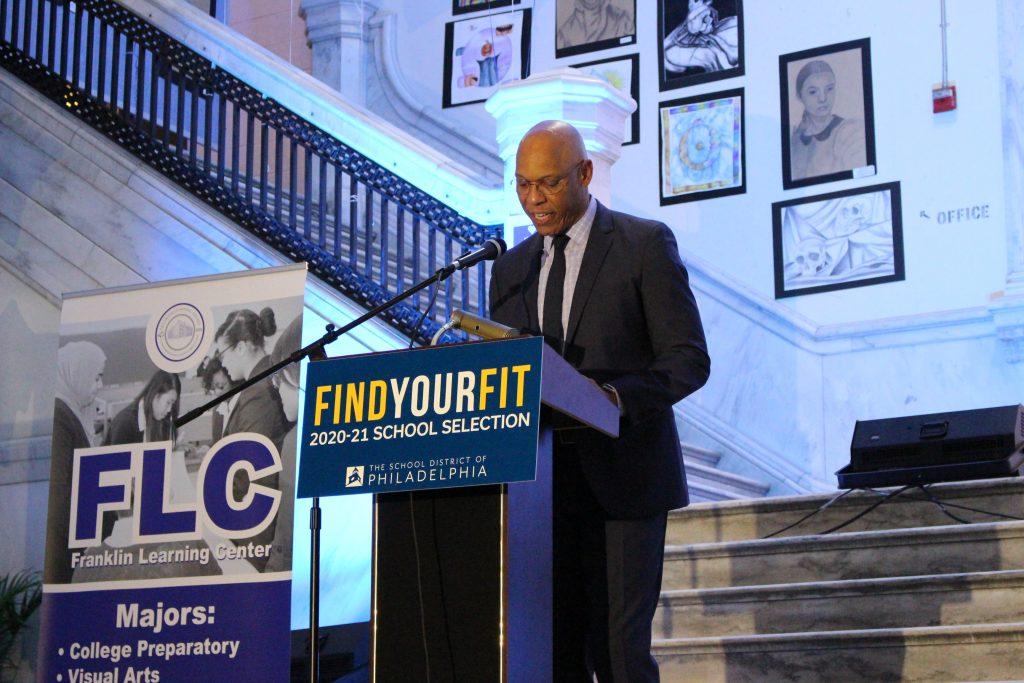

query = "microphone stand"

[{"left": 174, "top": 261, "right": 468, "bottom": 683}]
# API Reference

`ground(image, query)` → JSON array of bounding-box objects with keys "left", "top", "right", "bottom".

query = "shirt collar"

[{"left": 543, "top": 196, "right": 597, "bottom": 253}]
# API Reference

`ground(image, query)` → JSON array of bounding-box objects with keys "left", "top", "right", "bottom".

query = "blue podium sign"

[{"left": 297, "top": 337, "right": 544, "bottom": 498}]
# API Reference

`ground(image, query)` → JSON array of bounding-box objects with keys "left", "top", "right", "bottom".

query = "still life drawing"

[
  {"left": 443, "top": 10, "right": 532, "bottom": 108},
  {"left": 773, "top": 182, "right": 904, "bottom": 298},
  {"left": 659, "top": 88, "right": 745, "bottom": 205}
]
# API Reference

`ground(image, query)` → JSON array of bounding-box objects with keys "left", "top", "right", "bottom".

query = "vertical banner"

[{"left": 38, "top": 264, "right": 307, "bottom": 682}]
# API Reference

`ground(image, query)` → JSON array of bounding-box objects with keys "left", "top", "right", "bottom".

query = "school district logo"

[
  {"left": 345, "top": 466, "right": 364, "bottom": 488},
  {"left": 155, "top": 303, "right": 205, "bottom": 361},
  {"left": 147, "top": 302, "right": 211, "bottom": 372}
]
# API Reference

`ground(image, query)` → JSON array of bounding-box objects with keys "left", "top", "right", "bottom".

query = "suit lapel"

[
  {"left": 566, "top": 201, "right": 614, "bottom": 347},
  {"left": 520, "top": 233, "right": 544, "bottom": 334}
]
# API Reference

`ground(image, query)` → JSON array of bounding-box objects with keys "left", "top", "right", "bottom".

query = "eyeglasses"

[
  {"left": 210, "top": 342, "right": 236, "bottom": 364},
  {"left": 514, "top": 160, "right": 585, "bottom": 197}
]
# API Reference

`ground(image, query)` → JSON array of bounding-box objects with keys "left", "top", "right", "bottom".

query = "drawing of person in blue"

[{"left": 457, "top": 24, "right": 514, "bottom": 89}]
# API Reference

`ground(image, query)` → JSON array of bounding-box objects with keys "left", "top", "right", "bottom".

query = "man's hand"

[{"left": 589, "top": 378, "right": 621, "bottom": 410}]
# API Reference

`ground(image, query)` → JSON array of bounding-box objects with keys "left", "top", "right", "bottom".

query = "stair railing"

[{"left": 0, "top": 0, "right": 501, "bottom": 342}]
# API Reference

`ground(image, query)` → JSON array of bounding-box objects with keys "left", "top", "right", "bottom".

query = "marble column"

[
  {"left": 300, "top": 0, "right": 377, "bottom": 107},
  {"left": 484, "top": 68, "right": 636, "bottom": 245},
  {"left": 990, "top": 0, "right": 1024, "bottom": 361}
]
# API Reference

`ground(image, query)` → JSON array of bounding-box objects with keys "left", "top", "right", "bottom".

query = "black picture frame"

[
  {"left": 555, "top": 0, "right": 637, "bottom": 59},
  {"left": 442, "top": 9, "right": 532, "bottom": 109},
  {"left": 772, "top": 181, "right": 904, "bottom": 299},
  {"left": 452, "top": 0, "right": 521, "bottom": 16},
  {"left": 657, "top": 87, "right": 746, "bottom": 205},
  {"left": 570, "top": 53, "right": 640, "bottom": 146},
  {"left": 779, "top": 38, "right": 877, "bottom": 190},
  {"left": 657, "top": 0, "right": 744, "bottom": 92}
]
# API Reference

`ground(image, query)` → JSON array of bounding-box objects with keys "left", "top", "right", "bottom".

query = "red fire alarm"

[{"left": 933, "top": 83, "right": 957, "bottom": 113}]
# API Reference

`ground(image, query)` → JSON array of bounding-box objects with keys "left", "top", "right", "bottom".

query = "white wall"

[
  {"left": 0, "top": 266, "right": 60, "bottom": 484},
  {"left": 378, "top": 0, "right": 1006, "bottom": 327},
  {"left": 362, "top": 0, "right": 1022, "bottom": 489}
]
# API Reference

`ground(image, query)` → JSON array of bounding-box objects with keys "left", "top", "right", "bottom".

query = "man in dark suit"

[{"left": 489, "top": 121, "right": 710, "bottom": 681}]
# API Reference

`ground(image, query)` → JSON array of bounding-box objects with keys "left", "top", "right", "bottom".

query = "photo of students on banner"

[
  {"left": 44, "top": 300, "right": 303, "bottom": 584},
  {"left": 38, "top": 265, "right": 306, "bottom": 682}
]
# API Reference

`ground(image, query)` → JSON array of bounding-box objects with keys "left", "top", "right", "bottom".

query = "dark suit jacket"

[
  {"left": 44, "top": 399, "right": 92, "bottom": 583},
  {"left": 222, "top": 354, "right": 290, "bottom": 571},
  {"left": 489, "top": 201, "right": 710, "bottom": 518},
  {"left": 223, "top": 355, "right": 289, "bottom": 452},
  {"left": 104, "top": 403, "right": 144, "bottom": 446}
]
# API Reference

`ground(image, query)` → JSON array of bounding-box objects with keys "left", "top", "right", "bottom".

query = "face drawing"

[{"left": 799, "top": 71, "right": 836, "bottom": 118}]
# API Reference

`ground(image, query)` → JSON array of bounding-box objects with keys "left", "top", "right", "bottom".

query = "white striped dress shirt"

[{"left": 537, "top": 196, "right": 597, "bottom": 336}]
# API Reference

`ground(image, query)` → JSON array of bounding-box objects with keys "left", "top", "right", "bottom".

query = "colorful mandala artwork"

[{"left": 660, "top": 93, "right": 742, "bottom": 199}]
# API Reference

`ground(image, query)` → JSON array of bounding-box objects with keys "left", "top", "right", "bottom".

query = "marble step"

[
  {"left": 654, "top": 569, "right": 1024, "bottom": 639},
  {"left": 667, "top": 476, "right": 1024, "bottom": 545},
  {"left": 686, "top": 461, "right": 770, "bottom": 502},
  {"left": 663, "top": 520, "right": 1024, "bottom": 590},
  {"left": 652, "top": 622, "right": 1024, "bottom": 682},
  {"left": 680, "top": 443, "right": 721, "bottom": 468}
]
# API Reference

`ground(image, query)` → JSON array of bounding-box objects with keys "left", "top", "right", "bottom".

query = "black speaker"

[{"left": 837, "top": 404, "right": 1024, "bottom": 488}]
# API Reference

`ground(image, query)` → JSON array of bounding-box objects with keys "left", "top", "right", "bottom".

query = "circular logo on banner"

[{"left": 147, "top": 302, "right": 210, "bottom": 372}]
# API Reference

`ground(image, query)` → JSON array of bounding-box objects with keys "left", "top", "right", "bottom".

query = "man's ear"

[{"left": 579, "top": 159, "right": 594, "bottom": 188}]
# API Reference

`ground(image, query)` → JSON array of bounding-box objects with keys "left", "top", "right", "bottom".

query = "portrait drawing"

[
  {"left": 555, "top": 0, "right": 636, "bottom": 58},
  {"left": 453, "top": 0, "right": 520, "bottom": 15},
  {"left": 780, "top": 38, "right": 877, "bottom": 189}
]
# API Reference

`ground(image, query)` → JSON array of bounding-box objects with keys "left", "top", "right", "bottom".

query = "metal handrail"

[{"left": 0, "top": 0, "right": 500, "bottom": 342}]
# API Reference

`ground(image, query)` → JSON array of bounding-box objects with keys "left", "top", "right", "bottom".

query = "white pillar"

[
  {"left": 300, "top": 0, "right": 377, "bottom": 107},
  {"left": 484, "top": 68, "right": 636, "bottom": 245},
  {"left": 990, "top": 0, "right": 1024, "bottom": 361},
  {"left": 998, "top": 0, "right": 1024, "bottom": 291}
]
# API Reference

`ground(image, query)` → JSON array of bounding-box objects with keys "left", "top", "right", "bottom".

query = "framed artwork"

[
  {"left": 570, "top": 53, "right": 640, "bottom": 146},
  {"left": 772, "top": 181, "right": 903, "bottom": 298},
  {"left": 453, "top": 0, "right": 521, "bottom": 15},
  {"left": 443, "top": 9, "right": 532, "bottom": 108},
  {"left": 658, "top": 88, "right": 745, "bottom": 205},
  {"left": 555, "top": 0, "right": 636, "bottom": 58},
  {"left": 780, "top": 38, "right": 876, "bottom": 190},
  {"left": 657, "top": 0, "right": 744, "bottom": 92}
]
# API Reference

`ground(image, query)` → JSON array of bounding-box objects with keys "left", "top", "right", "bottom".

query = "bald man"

[{"left": 489, "top": 121, "right": 710, "bottom": 681}]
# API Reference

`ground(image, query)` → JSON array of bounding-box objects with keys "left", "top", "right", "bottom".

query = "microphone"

[
  {"left": 444, "top": 238, "right": 507, "bottom": 274},
  {"left": 449, "top": 309, "right": 520, "bottom": 340}
]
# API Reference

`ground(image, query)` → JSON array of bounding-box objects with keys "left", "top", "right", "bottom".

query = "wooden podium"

[{"left": 370, "top": 341, "right": 619, "bottom": 681}]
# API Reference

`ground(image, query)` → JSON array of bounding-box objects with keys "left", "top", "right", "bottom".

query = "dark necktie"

[{"left": 543, "top": 233, "right": 570, "bottom": 352}]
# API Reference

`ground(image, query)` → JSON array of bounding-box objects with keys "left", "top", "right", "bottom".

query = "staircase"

[
  {"left": 655, "top": 477, "right": 1024, "bottom": 681},
  {"left": 0, "top": 0, "right": 502, "bottom": 346},
  {"left": 683, "top": 443, "right": 769, "bottom": 503}
]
